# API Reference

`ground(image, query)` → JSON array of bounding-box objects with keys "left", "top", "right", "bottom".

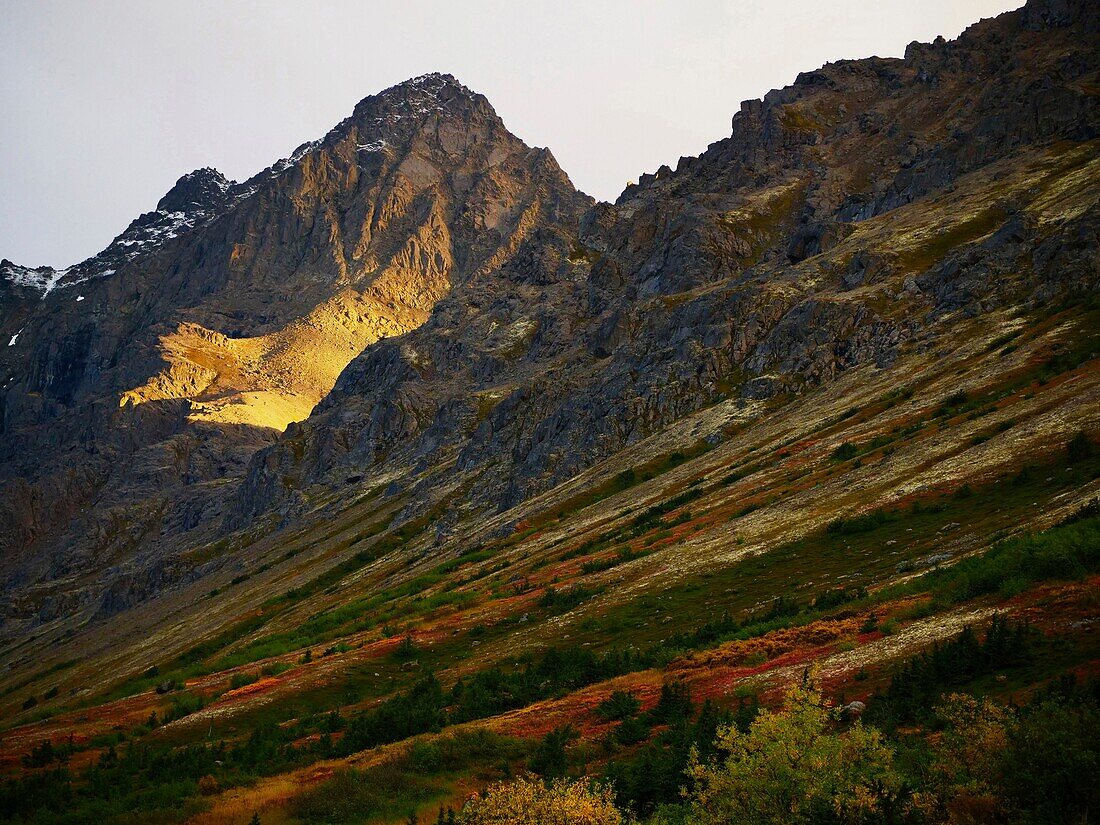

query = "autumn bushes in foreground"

[{"left": 463, "top": 677, "right": 1099, "bottom": 825}]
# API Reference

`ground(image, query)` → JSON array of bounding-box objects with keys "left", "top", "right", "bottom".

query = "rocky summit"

[{"left": 0, "top": 2, "right": 1098, "bottom": 823}]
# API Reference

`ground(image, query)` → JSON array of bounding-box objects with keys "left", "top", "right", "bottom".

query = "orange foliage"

[{"left": 459, "top": 775, "right": 624, "bottom": 825}]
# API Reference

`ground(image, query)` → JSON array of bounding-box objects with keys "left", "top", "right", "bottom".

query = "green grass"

[
  {"left": 885, "top": 505, "right": 1100, "bottom": 607},
  {"left": 557, "top": 448, "right": 1099, "bottom": 654}
]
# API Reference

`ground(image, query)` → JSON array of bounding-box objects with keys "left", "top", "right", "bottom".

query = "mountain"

[
  {"left": 0, "top": 1, "right": 1098, "bottom": 823},
  {"left": 0, "top": 73, "right": 589, "bottom": 627},
  {"left": 237, "top": 0, "right": 1099, "bottom": 529}
]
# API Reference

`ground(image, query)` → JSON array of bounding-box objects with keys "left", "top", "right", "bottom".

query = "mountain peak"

[
  {"left": 350, "top": 71, "right": 491, "bottom": 128},
  {"left": 156, "top": 167, "right": 234, "bottom": 214},
  {"left": 381, "top": 72, "right": 471, "bottom": 99}
]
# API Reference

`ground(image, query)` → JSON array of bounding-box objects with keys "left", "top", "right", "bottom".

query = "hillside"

[{"left": 0, "top": 0, "right": 1098, "bottom": 823}]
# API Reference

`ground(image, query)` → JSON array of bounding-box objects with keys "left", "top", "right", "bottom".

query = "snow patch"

[
  {"left": 8, "top": 328, "right": 22, "bottom": 347},
  {"left": 1, "top": 263, "right": 63, "bottom": 294},
  {"left": 269, "top": 139, "right": 321, "bottom": 178},
  {"left": 356, "top": 139, "right": 388, "bottom": 153}
]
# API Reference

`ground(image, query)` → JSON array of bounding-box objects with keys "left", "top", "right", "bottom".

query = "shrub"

[
  {"left": 22, "top": 740, "right": 64, "bottom": 769},
  {"left": 292, "top": 763, "right": 440, "bottom": 823},
  {"left": 941, "top": 390, "right": 968, "bottom": 411},
  {"left": 394, "top": 635, "right": 419, "bottom": 660},
  {"left": 866, "top": 616, "right": 1033, "bottom": 726},
  {"left": 915, "top": 691, "right": 1100, "bottom": 825},
  {"left": 340, "top": 674, "right": 446, "bottom": 754},
  {"left": 260, "top": 661, "right": 290, "bottom": 677},
  {"left": 613, "top": 716, "right": 650, "bottom": 746},
  {"left": 447, "top": 648, "right": 648, "bottom": 726},
  {"left": 652, "top": 681, "right": 693, "bottom": 722},
  {"left": 230, "top": 672, "right": 260, "bottom": 690},
  {"left": 826, "top": 508, "right": 894, "bottom": 535},
  {"left": 163, "top": 692, "right": 205, "bottom": 723},
  {"left": 1068, "top": 430, "right": 1094, "bottom": 463},
  {"left": 831, "top": 442, "right": 858, "bottom": 461},
  {"left": 539, "top": 585, "right": 597, "bottom": 613},
  {"left": 889, "top": 512, "right": 1100, "bottom": 606},
  {"left": 459, "top": 776, "right": 624, "bottom": 825},
  {"left": 409, "top": 740, "right": 443, "bottom": 773},
  {"left": 529, "top": 725, "right": 578, "bottom": 778},
  {"left": 603, "top": 697, "right": 737, "bottom": 817},
  {"left": 687, "top": 681, "right": 900, "bottom": 825},
  {"left": 1000, "top": 697, "right": 1100, "bottom": 821},
  {"left": 596, "top": 690, "right": 640, "bottom": 721}
]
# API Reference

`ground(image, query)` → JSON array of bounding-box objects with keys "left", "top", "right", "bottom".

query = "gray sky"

[{"left": 2, "top": 0, "right": 1020, "bottom": 269}]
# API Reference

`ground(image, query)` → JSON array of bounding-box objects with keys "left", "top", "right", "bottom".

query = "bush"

[
  {"left": 826, "top": 508, "right": 895, "bottom": 535},
  {"left": 831, "top": 442, "right": 858, "bottom": 461},
  {"left": 230, "top": 672, "right": 260, "bottom": 690},
  {"left": 340, "top": 674, "right": 446, "bottom": 754},
  {"left": 613, "top": 716, "right": 650, "bottom": 746},
  {"left": 459, "top": 776, "right": 624, "bottom": 825},
  {"left": 866, "top": 616, "right": 1033, "bottom": 726},
  {"left": 530, "top": 725, "right": 578, "bottom": 778},
  {"left": 916, "top": 690, "right": 1100, "bottom": 825},
  {"left": 1068, "top": 431, "right": 1094, "bottom": 463},
  {"left": 652, "top": 682, "right": 693, "bottom": 722},
  {"left": 596, "top": 690, "right": 640, "bottom": 721},
  {"left": 539, "top": 585, "right": 598, "bottom": 613},
  {"left": 890, "top": 512, "right": 1100, "bottom": 606},
  {"left": 447, "top": 648, "right": 649, "bottom": 727},
  {"left": 940, "top": 390, "right": 968, "bottom": 412},
  {"left": 394, "top": 635, "right": 419, "bottom": 660},
  {"left": 1001, "top": 697, "right": 1100, "bottom": 821},
  {"left": 687, "top": 681, "right": 900, "bottom": 825},
  {"left": 603, "top": 697, "right": 735, "bottom": 817},
  {"left": 260, "top": 661, "right": 291, "bottom": 677},
  {"left": 163, "top": 692, "right": 205, "bottom": 723}
]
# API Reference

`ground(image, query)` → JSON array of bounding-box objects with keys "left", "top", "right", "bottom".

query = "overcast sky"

[{"left": 2, "top": 0, "right": 1021, "bottom": 268}]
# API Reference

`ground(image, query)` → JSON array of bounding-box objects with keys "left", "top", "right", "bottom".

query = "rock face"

[
  {"left": 236, "top": 0, "right": 1099, "bottom": 522},
  {"left": 1, "top": 0, "right": 1098, "bottom": 637},
  {"left": 0, "top": 74, "right": 589, "bottom": 631}
]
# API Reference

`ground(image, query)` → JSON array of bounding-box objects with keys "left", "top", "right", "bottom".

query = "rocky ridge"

[{"left": 237, "top": 0, "right": 1098, "bottom": 523}]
